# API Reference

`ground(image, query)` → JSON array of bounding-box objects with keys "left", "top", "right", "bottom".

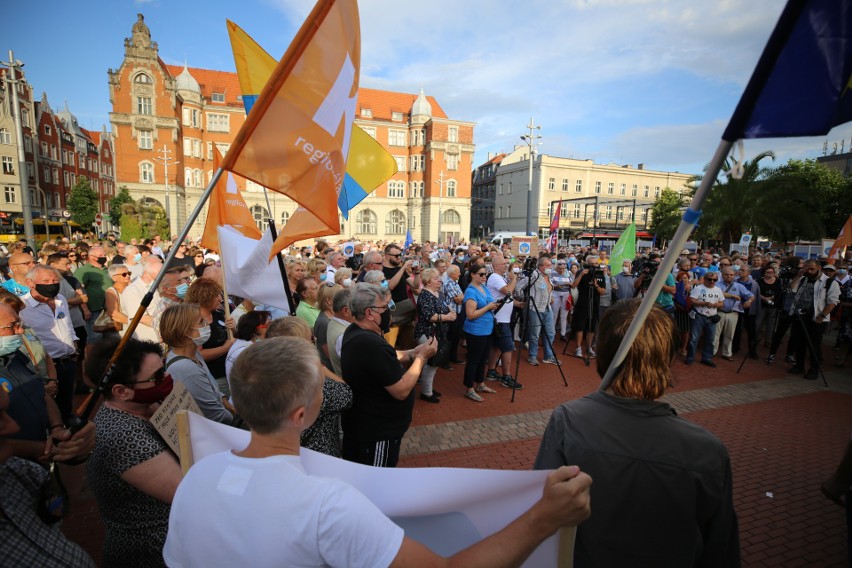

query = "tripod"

[
  {"left": 786, "top": 305, "right": 829, "bottom": 387},
  {"left": 511, "top": 270, "right": 568, "bottom": 402}
]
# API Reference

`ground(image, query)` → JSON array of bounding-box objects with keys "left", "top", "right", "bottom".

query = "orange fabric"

[
  {"left": 828, "top": 214, "right": 852, "bottom": 260},
  {"left": 222, "top": 0, "right": 359, "bottom": 247},
  {"left": 200, "top": 146, "right": 263, "bottom": 252}
]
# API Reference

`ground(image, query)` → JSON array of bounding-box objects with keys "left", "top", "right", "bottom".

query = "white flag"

[{"left": 217, "top": 227, "right": 291, "bottom": 314}]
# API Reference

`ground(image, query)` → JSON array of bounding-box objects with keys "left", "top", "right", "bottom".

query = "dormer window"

[
  {"left": 212, "top": 93, "right": 225, "bottom": 103},
  {"left": 392, "top": 112, "right": 403, "bottom": 122},
  {"left": 361, "top": 108, "right": 372, "bottom": 118}
]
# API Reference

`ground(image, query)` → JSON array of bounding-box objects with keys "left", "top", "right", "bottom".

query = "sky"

[{"left": 6, "top": 0, "right": 852, "bottom": 178}]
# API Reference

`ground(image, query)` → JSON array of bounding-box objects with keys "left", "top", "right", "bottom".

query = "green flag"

[{"left": 609, "top": 223, "right": 636, "bottom": 273}]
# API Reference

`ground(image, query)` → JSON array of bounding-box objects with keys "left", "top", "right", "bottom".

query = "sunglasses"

[
  {"left": 133, "top": 367, "right": 169, "bottom": 385},
  {"left": 705, "top": 278, "right": 718, "bottom": 282},
  {"left": 475, "top": 272, "right": 488, "bottom": 276},
  {"left": 387, "top": 253, "right": 402, "bottom": 258},
  {"left": 116, "top": 272, "right": 131, "bottom": 277}
]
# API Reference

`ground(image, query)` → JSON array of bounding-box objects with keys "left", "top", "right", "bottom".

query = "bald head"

[{"left": 8, "top": 253, "right": 35, "bottom": 280}]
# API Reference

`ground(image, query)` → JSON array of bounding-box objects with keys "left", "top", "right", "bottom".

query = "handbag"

[
  {"left": 391, "top": 298, "right": 416, "bottom": 326},
  {"left": 426, "top": 323, "right": 451, "bottom": 367},
  {"left": 709, "top": 314, "right": 722, "bottom": 324},
  {"left": 94, "top": 289, "right": 124, "bottom": 332}
]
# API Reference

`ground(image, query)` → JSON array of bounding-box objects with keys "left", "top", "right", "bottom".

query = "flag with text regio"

[
  {"left": 546, "top": 202, "right": 561, "bottom": 252},
  {"left": 609, "top": 223, "right": 636, "bottom": 275},
  {"left": 228, "top": 18, "right": 396, "bottom": 224},
  {"left": 723, "top": 0, "right": 852, "bottom": 141},
  {"left": 200, "top": 146, "right": 262, "bottom": 252},
  {"left": 828, "top": 214, "right": 852, "bottom": 259}
]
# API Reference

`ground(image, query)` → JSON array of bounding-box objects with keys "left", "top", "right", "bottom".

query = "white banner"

[
  {"left": 217, "top": 226, "right": 291, "bottom": 314},
  {"left": 185, "top": 412, "right": 566, "bottom": 565}
]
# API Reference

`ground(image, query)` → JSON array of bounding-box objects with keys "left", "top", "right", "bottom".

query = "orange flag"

[
  {"left": 200, "top": 146, "right": 262, "bottom": 252},
  {"left": 274, "top": 207, "right": 338, "bottom": 252},
  {"left": 221, "top": 0, "right": 360, "bottom": 257},
  {"left": 827, "top": 214, "right": 852, "bottom": 260}
]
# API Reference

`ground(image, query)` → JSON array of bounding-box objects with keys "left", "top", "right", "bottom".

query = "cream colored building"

[{"left": 493, "top": 146, "right": 693, "bottom": 238}]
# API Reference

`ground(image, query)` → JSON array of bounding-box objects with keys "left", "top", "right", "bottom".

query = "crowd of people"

[{"left": 0, "top": 230, "right": 849, "bottom": 566}]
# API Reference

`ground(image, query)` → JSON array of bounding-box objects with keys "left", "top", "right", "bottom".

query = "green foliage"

[
  {"left": 67, "top": 177, "right": 99, "bottom": 228},
  {"left": 109, "top": 186, "right": 136, "bottom": 228},
  {"left": 119, "top": 212, "right": 144, "bottom": 241},
  {"left": 648, "top": 188, "right": 685, "bottom": 244}
]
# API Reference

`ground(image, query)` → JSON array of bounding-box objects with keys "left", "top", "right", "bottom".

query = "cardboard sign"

[
  {"left": 150, "top": 381, "right": 204, "bottom": 457},
  {"left": 511, "top": 236, "right": 538, "bottom": 258},
  {"left": 342, "top": 241, "right": 355, "bottom": 258}
]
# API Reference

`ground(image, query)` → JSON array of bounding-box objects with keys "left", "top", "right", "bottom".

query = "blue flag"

[
  {"left": 404, "top": 229, "right": 414, "bottom": 250},
  {"left": 723, "top": 0, "right": 852, "bottom": 141}
]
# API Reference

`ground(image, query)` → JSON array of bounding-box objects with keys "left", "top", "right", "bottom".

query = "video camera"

[
  {"left": 583, "top": 263, "right": 606, "bottom": 279},
  {"left": 522, "top": 256, "right": 538, "bottom": 277}
]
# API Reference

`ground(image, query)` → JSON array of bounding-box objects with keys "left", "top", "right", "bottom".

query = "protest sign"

[{"left": 150, "top": 381, "right": 203, "bottom": 457}]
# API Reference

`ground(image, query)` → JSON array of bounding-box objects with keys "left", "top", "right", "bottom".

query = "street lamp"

[
  {"left": 434, "top": 170, "right": 445, "bottom": 244},
  {"left": 1, "top": 51, "right": 36, "bottom": 249},
  {"left": 154, "top": 144, "right": 177, "bottom": 233},
  {"left": 520, "top": 118, "right": 541, "bottom": 237}
]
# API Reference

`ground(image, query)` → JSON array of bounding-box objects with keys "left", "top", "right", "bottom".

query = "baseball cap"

[
  {"left": 822, "top": 264, "right": 837, "bottom": 272},
  {"left": 681, "top": 249, "right": 690, "bottom": 255}
]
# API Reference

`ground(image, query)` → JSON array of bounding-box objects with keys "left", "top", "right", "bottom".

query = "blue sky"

[{"left": 7, "top": 0, "right": 852, "bottom": 178}]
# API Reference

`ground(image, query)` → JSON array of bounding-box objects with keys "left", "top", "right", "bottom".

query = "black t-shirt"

[
  {"left": 202, "top": 308, "right": 229, "bottom": 379},
  {"left": 382, "top": 266, "right": 411, "bottom": 303},
  {"left": 170, "top": 255, "right": 195, "bottom": 269},
  {"left": 340, "top": 325, "right": 411, "bottom": 441},
  {"left": 757, "top": 278, "right": 783, "bottom": 307},
  {"left": 574, "top": 271, "right": 603, "bottom": 309}
]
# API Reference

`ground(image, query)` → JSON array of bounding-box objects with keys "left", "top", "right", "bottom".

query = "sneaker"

[
  {"left": 485, "top": 369, "right": 500, "bottom": 381},
  {"left": 475, "top": 384, "right": 497, "bottom": 394},
  {"left": 464, "top": 390, "right": 483, "bottom": 402},
  {"left": 543, "top": 358, "right": 562, "bottom": 366},
  {"left": 574, "top": 347, "right": 583, "bottom": 358},
  {"left": 785, "top": 355, "right": 796, "bottom": 364},
  {"left": 500, "top": 375, "right": 524, "bottom": 390},
  {"left": 700, "top": 359, "right": 717, "bottom": 368},
  {"left": 419, "top": 393, "right": 441, "bottom": 403},
  {"left": 527, "top": 358, "right": 539, "bottom": 366},
  {"left": 432, "top": 389, "right": 442, "bottom": 397},
  {"left": 587, "top": 348, "right": 597, "bottom": 359},
  {"left": 766, "top": 354, "right": 775, "bottom": 364}
]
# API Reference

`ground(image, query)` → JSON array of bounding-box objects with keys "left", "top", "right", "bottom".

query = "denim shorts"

[{"left": 492, "top": 322, "right": 515, "bottom": 353}]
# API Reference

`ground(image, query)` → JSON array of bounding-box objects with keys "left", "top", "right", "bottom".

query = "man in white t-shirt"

[
  {"left": 164, "top": 337, "right": 592, "bottom": 568},
  {"left": 686, "top": 272, "right": 725, "bottom": 367},
  {"left": 485, "top": 252, "right": 523, "bottom": 390}
]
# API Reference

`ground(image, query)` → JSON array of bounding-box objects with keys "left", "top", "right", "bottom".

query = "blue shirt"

[
  {"left": 719, "top": 280, "right": 753, "bottom": 313},
  {"left": 462, "top": 284, "right": 494, "bottom": 336}
]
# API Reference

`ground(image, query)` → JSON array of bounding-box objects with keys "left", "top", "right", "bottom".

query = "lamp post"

[
  {"left": 154, "top": 144, "right": 176, "bottom": 233},
  {"left": 520, "top": 118, "right": 541, "bottom": 237},
  {"left": 35, "top": 186, "right": 49, "bottom": 242},
  {"left": 1, "top": 51, "right": 36, "bottom": 249},
  {"left": 434, "top": 170, "right": 445, "bottom": 244}
]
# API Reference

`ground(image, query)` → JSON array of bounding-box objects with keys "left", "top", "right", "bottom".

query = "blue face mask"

[
  {"left": 133, "top": 253, "right": 142, "bottom": 263},
  {"left": 0, "top": 334, "right": 23, "bottom": 357},
  {"left": 380, "top": 280, "right": 389, "bottom": 289},
  {"left": 175, "top": 283, "right": 189, "bottom": 299},
  {"left": 320, "top": 273, "right": 327, "bottom": 282}
]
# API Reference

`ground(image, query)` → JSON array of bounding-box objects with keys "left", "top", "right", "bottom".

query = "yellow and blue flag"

[
  {"left": 227, "top": 15, "right": 396, "bottom": 222},
  {"left": 723, "top": 0, "right": 852, "bottom": 141}
]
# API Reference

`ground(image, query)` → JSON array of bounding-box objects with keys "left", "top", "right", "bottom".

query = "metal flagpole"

[
  {"left": 599, "top": 139, "right": 733, "bottom": 391},
  {"left": 263, "top": 188, "right": 296, "bottom": 314},
  {"left": 70, "top": 167, "right": 226, "bottom": 428}
]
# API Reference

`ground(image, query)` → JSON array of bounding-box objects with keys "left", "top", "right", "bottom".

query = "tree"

[
  {"left": 109, "top": 186, "right": 135, "bottom": 228},
  {"left": 120, "top": 212, "right": 144, "bottom": 242},
  {"left": 649, "top": 187, "right": 685, "bottom": 244},
  {"left": 67, "top": 176, "right": 99, "bottom": 228}
]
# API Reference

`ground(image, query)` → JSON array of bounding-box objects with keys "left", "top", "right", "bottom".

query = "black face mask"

[
  {"left": 379, "top": 308, "right": 392, "bottom": 333},
  {"left": 35, "top": 283, "right": 61, "bottom": 299},
  {"left": 96, "top": 256, "right": 108, "bottom": 266}
]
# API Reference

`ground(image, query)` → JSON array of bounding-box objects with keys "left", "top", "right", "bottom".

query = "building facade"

[
  {"left": 108, "top": 14, "right": 475, "bottom": 245},
  {"left": 1, "top": 64, "right": 115, "bottom": 240},
  {"left": 493, "top": 146, "right": 693, "bottom": 240},
  {"left": 470, "top": 153, "right": 504, "bottom": 240}
]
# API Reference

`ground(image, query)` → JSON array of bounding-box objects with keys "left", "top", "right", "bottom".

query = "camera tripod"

[
  {"left": 509, "top": 269, "right": 567, "bottom": 402},
  {"left": 561, "top": 270, "right": 599, "bottom": 368}
]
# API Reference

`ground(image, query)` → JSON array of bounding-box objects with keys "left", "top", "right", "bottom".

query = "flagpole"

[
  {"left": 262, "top": 187, "right": 296, "bottom": 314},
  {"left": 69, "top": 167, "right": 226, "bottom": 428},
  {"left": 599, "top": 140, "right": 732, "bottom": 391},
  {"left": 218, "top": 249, "right": 235, "bottom": 340}
]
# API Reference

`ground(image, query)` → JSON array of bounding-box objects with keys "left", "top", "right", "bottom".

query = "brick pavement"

[{"left": 59, "top": 338, "right": 851, "bottom": 566}]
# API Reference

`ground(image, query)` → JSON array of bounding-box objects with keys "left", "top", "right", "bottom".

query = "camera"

[
  {"left": 778, "top": 265, "right": 798, "bottom": 281},
  {"left": 522, "top": 256, "right": 537, "bottom": 277}
]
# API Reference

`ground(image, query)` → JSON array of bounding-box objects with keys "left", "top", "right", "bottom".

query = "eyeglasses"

[
  {"left": 704, "top": 278, "right": 718, "bottom": 282},
  {"left": 116, "top": 272, "right": 131, "bottom": 277},
  {"left": 386, "top": 253, "right": 402, "bottom": 258},
  {"left": 0, "top": 320, "right": 23, "bottom": 332},
  {"left": 369, "top": 303, "right": 396, "bottom": 312},
  {"left": 11, "top": 261, "right": 34, "bottom": 267},
  {"left": 133, "top": 367, "right": 169, "bottom": 385},
  {"left": 475, "top": 272, "right": 488, "bottom": 276}
]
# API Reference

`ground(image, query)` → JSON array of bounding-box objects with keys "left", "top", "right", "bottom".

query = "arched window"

[
  {"left": 281, "top": 211, "right": 290, "bottom": 226},
  {"left": 446, "top": 179, "right": 457, "bottom": 197},
  {"left": 442, "top": 209, "right": 461, "bottom": 224},
  {"left": 385, "top": 209, "right": 406, "bottom": 235},
  {"left": 140, "top": 162, "right": 154, "bottom": 183},
  {"left": 250, "top": 205, "right": 269, "bottom": 230},
  {"left": 140, "top": 197, "right": 164, "bottom": 209},
  {"left": 356, "top": 209, "right": 377, "bottom": 235},
  {"left": 185, "top": 168, "right": 193, "bottom": 187},
  {"left": 134, "top": 73, "right": 152, "bottom": 84},
  {"left": 418, "top": 181, "right": 425, "bottom": 198},
  {"left": 193, "top": 169, "right": 202, "bottom": 188}
]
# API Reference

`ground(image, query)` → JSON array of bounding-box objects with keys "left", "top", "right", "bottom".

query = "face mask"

[
  {"left": 457, "top": 254, "right": 464, "bottom": 260},
  {"left": 130, "top": 374, "right": 174, "bottom": 404},
  {"left": 380, "top": 280, "right": 389, "bottom": 289},
  {"left": 96, "top": 256, "right": 108, "bottom": 266},
  {"left": 35, "top": 283, "right": 61, "bottom": 299},
  {"left": 544, "top": 268, "right": 552, "bottom": 276},
  {"left": 838, "top": 270, "right": 847, "bottom": 278},
  {"left": 623, "top": 265, "right": 632, "bottom": 273},
  {"left": 133, "top": 254, "right": 142, "bottom": 263},
  {"left": 192, "top": 325, "right": 211, "bottom": 346},
  {"left": 175, "top": 283, "right": 189, "bottom": 298},
  {"left": 319, "top": 273, "right": 327, "bottom": 282},
  {"left": 379, "top": 307, "right": 392, "bottom": 333},
  {"left": 342, "top": 278, "right": 352, "bottom": 287},
  {"left": 512, "top": 267, "right": 521, "bottom": 274},
  {"left": 0, "top": 334, "right": 23, "bottom": 357}
]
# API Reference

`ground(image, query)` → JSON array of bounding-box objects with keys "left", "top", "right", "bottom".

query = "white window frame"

[
  {"left": 139, "top": 130, "right": 153, "bottom": 150},
  {"left": 388, "top": 129, "right": 406, "bottom": 147}
]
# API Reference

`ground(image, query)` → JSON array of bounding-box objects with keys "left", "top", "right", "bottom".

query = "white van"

[{"left": 487, "top": 231, "right": 528, "bottom": 247}]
